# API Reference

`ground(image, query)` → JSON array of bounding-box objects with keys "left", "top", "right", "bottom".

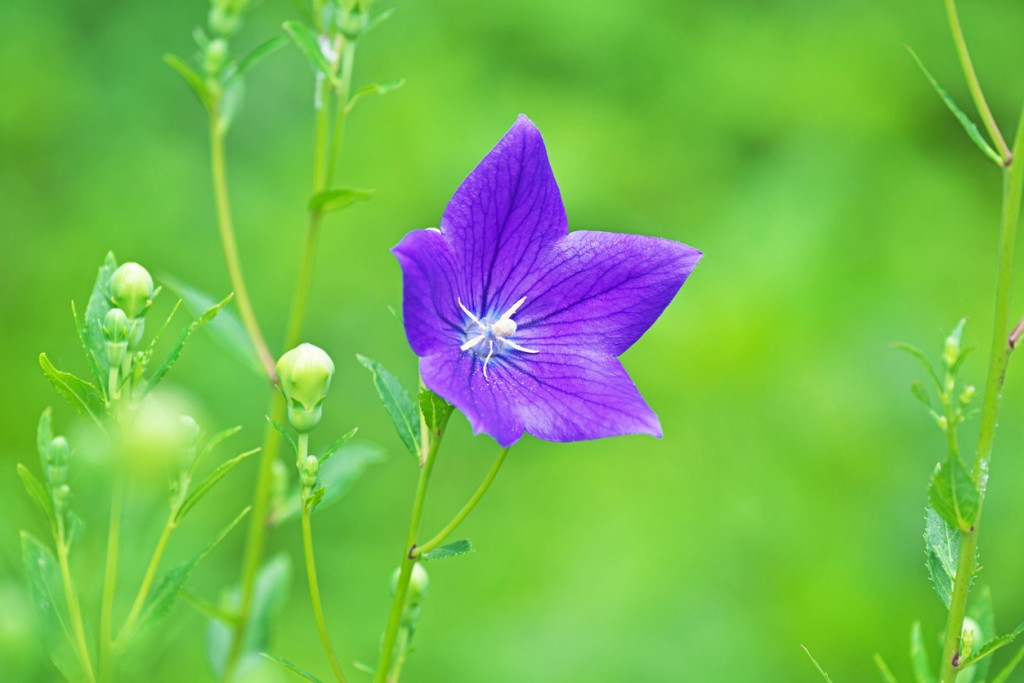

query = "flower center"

[{"left": 458, "top": 296, "right": 539, "bottom": 378}]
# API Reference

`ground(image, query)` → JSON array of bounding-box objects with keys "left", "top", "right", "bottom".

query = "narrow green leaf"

[
  {"left": 364, "top": 7, "right": 396, "bottom": 35},
  {"left": 419, "top": 388, "right": 452, "bottom": 436},
  {"left": 801, "top": 645, "right": 834, "bottom": 683},
  {"left": 226, "top": 35, "right": 289, "bottom": 82},
  {"left": 357, "top": 355, "right": 420, "bottom": 458},
  {"left": 39, "top": 353, "right": 105, "bottom": 424},
  {"left": 924, "top": 506, "right": 959, "bottom": 608},
  {"left": 929, "top": 455, "right": 980, "bottom": 532},
  {"left": 990, "top": 644, "right": 1024, "bottom": 683},
  {"left": 175, "top": 448, "right": 260, "bottom": 523},
  {"left": 145, "top": 293, "right": 234, "bottom": 392},
  {"left": 910, "top": 622, "right": 936, "bottom": 683},
  {"left": 874, "top": 653, "right": 901, "bottom": 683},
  {"left": 17, "top": 464, "right": 55, "bottom": 529},
  {"left": 37, "top": 409, "right": 53, "bottom": 472},
  {"left": 308, "top": 187, "right": 373, "bottom": 215},
  {"left": 260, "top": 653, "right": 324, "bottom": 682},
  {"left": 217, "top": 76, "right": 244, "bottom": 134},
  {"left": 961, "top": 622, "right": 1024, "bottom": 668},
  {"left": 271, "top": 443, "right": 383, "bottom": 524},
  {"left": 346, "top": 78, "right": 405, "bottom": 112},
  {"left": 906, "top": 47, "right": 1003, "bottom": 166},
  {"left": 194, "top": 425, "right": 242, "bottom": 473},
  {"left": 967, "top": 587, "right": 996, "bottom": 683},
  {"left": 135, "top": 507, "right": 250, "bottom": 639},
  {"left": 892, "top": 342, "right": 943, "bottom": 392},
  {"left": 21, "top": 531, "right": 83, "bottom": 681},
  {"left": 319, "top": 427, "right": 358, "bottom": 464},
  {"left": 72, "top": 301, "right": 106, "bottom": 392},
  {"left": 161, "top": 275, "right": 264, "bottom": 378},
  {"left": 282, "top": 21, "right": 337, "bottom": 81},
  {"left": 164, "top": 53, "right": 213, "bottom": 112},
  {"left": 83, "top": 252, "right": 117, "bottom": 374},
  {"left": 421, "top": 539, "right": 474, "bottom": 561},
  {"left": 911, "top": 381, "right": 932, "bottom": 409},
  {"left": 266, "top": 416, "right": 298, "bottom": 456}
]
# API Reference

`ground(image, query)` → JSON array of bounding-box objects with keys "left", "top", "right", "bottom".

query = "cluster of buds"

[
  {"left": 276, "top": 343, "right": 335, "bottom": 433},
  {"left": 300, "top": 454, "right": 319, "bottom": 499},
  {"left": 208, "top": 0, "right": 251, "bottom": 38},
  {"left": 44, "top": 436, "right": 72, "bottom": 519},
  {"left": 105, "top": 263, "right": 154, "bottom": 359}
]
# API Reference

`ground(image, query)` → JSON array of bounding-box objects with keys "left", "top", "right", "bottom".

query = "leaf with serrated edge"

[
  {"left": 924, "top": 506, "right": 958, "bottom": 607},
  {"left": 72, "top": 301, "right": 106, "bottom": 391},
  {"left": 266, "top": 416, "right": 298, "bottom": 456},
  {"left": 84, "top": 253, "right": 117, "bottom": 374},
  {"left": 961, "top": 621, "right": 1024, "bottom": 668},
  {"left": 145, "top": 293, "right": 233, "bottom": 392},
  {"left": 319, "top": 427, "right": 357, "bottom": 464},
  {"left": 39, "top": 353, "right": 105, "bottom": 424},
  {"left": 929, "top": 454, "right": 979, "bottom": 531},
  {"left": 17, "top": 465, "right": 55, "bottom": 529},
  {"left": 260, "top": 653, "right": 324, "bottom": 682},
  {"left": 357, "top": 355, "right": 420, "bottom": 458},
  {"left": 421, "top": 539, "right": 474, "bottom": 561},
  {"left": 907, "top": 48, "right": 1003, "bottom": 166},
  {"left": 21, "top": 531, "right": 83, "bottom": 681},
  {"left": 175, "top": 449, "right": 259, "bottom": 523}
]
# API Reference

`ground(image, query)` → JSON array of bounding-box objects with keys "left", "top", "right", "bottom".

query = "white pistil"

[{"left": 457, "top": 296, "right": 539, "bottom": 378}]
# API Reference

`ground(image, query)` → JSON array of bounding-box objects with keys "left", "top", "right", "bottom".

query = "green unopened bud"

[
  {"left": 103, "top": 308, "right": 129, "bottom": 366},
  {"left": 960, "top": 385, "right": 976, "bottom": 406},
  {"left": 46, "top": 436, "right": 70, "bottom": 487},
  {"left": 390, "top": 562, "right": 429, "bottom": 607},
  {"left": 208, "top": 6, "right": 240, "bottom": 35},
  {"left": 937, "top": 415, "right": 948, "bottom": 431},
  {"left": 943, "top": 335, "right": 960, "bottom": 368},
  {"left": 962, "top": 617, "right": 982, "bottom": 661},
  {"left": 300, "top": 454, "right": 319, "bottom": 491},
  {"left": 204, "top": 38, "right": 228, "bottom": 74},
  {"left": 276, "top": 343, "right": 335, "bottom": 432},
  {"left": 53, "top": 483, "right": 71, "bottom": 513},
  {"left": 110, "top": 262, "right": 154, "bottom": 319}
]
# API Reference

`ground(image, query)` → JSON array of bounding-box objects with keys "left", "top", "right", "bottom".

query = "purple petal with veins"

[{"left": 393, "top": 115, "right": 702, "bottom": 447}]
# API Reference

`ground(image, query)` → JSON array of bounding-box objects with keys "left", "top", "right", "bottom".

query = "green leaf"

[
  {"left": 924, "top": 506, "right": 959, "bottom": 608},
  {"left": 892, "top": 342, "right": 943, "bottom": 393},
  {"left": 226, "top": 35, "right": 289, "bottom": 82},
  {"left": 37, "top": 409, "right": 53, "bottom": 472},
  {"left": 910, "top": 622, "right": 936, "bottom": 683},
  {"left": 421, "top": 539, "right": 474, "bottom": 561},
  {"left": 874, "top": 653, "right": 901, "bottom": 683},
  {"left": 419, "top": 387, "right": 452, "bottom": 437},
  {"left": 83, "top": 252, "right": 117, "bottom": 373},
  {"left": 304, "top": 488, "right": 325, "bottom": 511},
  {"left": 910, "top": 381, "right": 932, "bottom": 409},
  {"left": 929, "top": 454, "right": 980, "bottom": 532},
  {"left": 145, "top": 292, "right": 234, "bottom": 392},
  {"left": 161, "top": 274, "right": 264, "bottom": 379},
  {"left": 39, "top": 353, "right": 105, "bottom": 425},
  {"left": 260, "top": 653, "right": 324, "bottom": 682},
  {"left": 193, "top": 425, "right": 242, "bottom": 472},
  {"left": 357, "top": 355, "right": 420, "bottom": 458},
  {"left": 801, "top": 645, "right": 834, "bottom": 683},
  {"left": 72, "top": 301, "right": 106, "bottom": 391},
  {"left": 266, "top": 416, "right": 298, "bottom": 456},
  {"left": 961, "top": 622, "right": 1024, "bottom": 668},
  {"left": 271, "top": 442, "right": 383, "bottom": 524},
  {"left": 17, "top": 464, "right": 55, "bottom": 529},
  {"left": 175, "top": 448, "right": 259, "bottom": 524},
  {"left": 906, "top": 48, "right": 1003, "bottom": 166},
  {"left": 217, "top": 76, "right": 245, "bottom": 134},
  {"left": 164, "top": 53, "right": 213, "bottom": 113},
  {"left": 206, "top": 554, "right": 292, "bottom": 678},
  {"left": 282, "top": 21, "right": 337, "bottom": 82},
  {"left": 308, "top": 187, "right": 373, "bottom": 215},
  {"left": 990, "top": 644, "right": 1024, "bottom": 683},
  {"left": 346, "top": 78, "right": 405, "bottom": 112},
  {"left": 21, "top": 531, "right": 83, "bottom": 681},
  {"left": 134, "top": 507, "right": 250, "bottom": 640},
  {"left": 319, "top": 427, "right": 358, "bottom": 464}
]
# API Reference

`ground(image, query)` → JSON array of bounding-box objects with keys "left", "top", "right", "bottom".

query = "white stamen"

[
  {"left": 458, "top": 295, "right": 538, "bottom": 379},
  {"left": 460, "top": 334, "right": 486, "bottom": 351},
  {"left": 498, "top": 296, "right": 528, "bottom": 321},
  {"left": 458, "top": 297, "right": 487, "bottom": 330},
  {"left": 504, "top": 339, "right": 539, "bottom": 354},
  {"left": 483, "top": 340, "right": 495, "bottom": 378}
]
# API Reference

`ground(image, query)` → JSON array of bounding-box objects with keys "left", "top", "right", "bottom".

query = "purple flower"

[{"left": 393, "top": 116, "right": 701, "bottom": 447}]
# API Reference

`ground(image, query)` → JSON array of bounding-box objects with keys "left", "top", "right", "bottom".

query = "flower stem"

[
  {"left": 55, "top": 518, "right": 96, "bottom": 683},
  {"left": 298, "top": 431, "right": 347, "bottom": 682},
  {"left": 115, "top": 511, "right": 175, "bottom": 648},
  {"left": 937, "top": 108, "right": 1024, "bottom": 683},
  {"left": 98, "top": 479, "right": 124, "bottom": 682},
  {"left": 374, "top": 426, "right": 447, "bottom": 683},
  {"left": 415, "top": 447, "right": 511, "bottom": 558},
  {"left": 209, "top": 114, "right": 277, "bottom": 381},
  {"left": 945, "top": 0, "right": 1012, "bottom": 165}
]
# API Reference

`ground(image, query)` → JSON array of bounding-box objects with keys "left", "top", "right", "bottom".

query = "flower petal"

[
  {"left": 440, "top": 115, "right": 568, "bottom": 315},
  {"left": 513, "top": 231, "right": 702, "bottom": 356},
  {"left": 392, "top": 228, "right": 465, "bottom": 356},
  {"left": 419, "top": 346, "right": 660, "bottom": 447}
]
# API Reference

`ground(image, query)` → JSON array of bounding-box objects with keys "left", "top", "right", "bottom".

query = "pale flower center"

[{"left": 458, "top": 296, "right": 539, "bottom": 378}]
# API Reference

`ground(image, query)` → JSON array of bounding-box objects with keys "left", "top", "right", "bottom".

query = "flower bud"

[
  {"left": 103, "top": 308, "right": 130, "bottom": 366},
  {"left": 390, "top": 563, "right": 429, "bottom": 606},
  {"left": 962, "top": 617, "right": 982, "bottom": 660},
  {"left": 300, "top": 454, "right": 319, "bottom": 491},
  {"left": 110, "top": 262, "right": 154, "bottom": 319},
  {"left": 46, "top": 436, "right": 70, "bottom": 487},
  {"left": 960, "top": 385, "right": 976, "bottom": 406},
  {"left": 53, "top": 483, "right": 71, "bottom": 513},
  {"left": 208, "top": 6, "right": 240, "bottom": 36},
  {"left": 204, "top": 38, "right": 229, "bottom": 74},
  {"left": 943, "top": 333, "right": 961, "bottom": 368},
  {"left": 276, "top": 344, "right": 335, "bottom": 432}
]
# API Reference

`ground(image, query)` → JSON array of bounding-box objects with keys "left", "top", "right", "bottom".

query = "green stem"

[
  {"left": 299, "top": 436, "right": 347, "bottom": 683},
  {"left": 115, "top": 511, "right": 175, "bottom": 648},
  {"left": 937, "top": 109, "right": 1024, "bottom": 683},
  {"left": 945, "top": 0, "right": 1012, "bottom": 165},
  {"left": 98, "top": 481, "right": 124, "bottom": 681},
  {"left": 209, "top": 114, "right": 277, "bottom": 381},
  {"left": 326, "top": 38, "right": 357, "bottom": 189},
  {"left": 56, "top": 519, "right": 96, "bottom": 683},
  {"left": 374, "top": 425, "right": 447, "bottom": 683},
  {"left": 415, "top": 447, "right": 511, "bottom": 558}
]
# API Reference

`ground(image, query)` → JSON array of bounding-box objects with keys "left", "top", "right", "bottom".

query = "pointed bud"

[
  {"left": 103, "top": 308, "right": 130, "bottom": 366},
  {"left": 959, "top": 385, "right": 976, "bottom": 406},
  {"left": 276, "top": 344, "right": 335, "bottom": 432},
  {"left": 204, "top": 38, "right": 228, "bottom": 74},
  {"left": 46, "top": 437, "right": 70, "bottom": 487},
  {"left": 300, "top": 454, "right": 319, "bottom": 491},
  {"left": 110, "top": 262, "right": 154, "bottom": 319},
  {"left": 390, "top": 563, "right": 429, "bottom": 607}
]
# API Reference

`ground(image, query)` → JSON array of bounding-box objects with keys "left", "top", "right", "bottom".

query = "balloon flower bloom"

[{"left": 393, "top": 115, "right": 701, "bottom": 447}]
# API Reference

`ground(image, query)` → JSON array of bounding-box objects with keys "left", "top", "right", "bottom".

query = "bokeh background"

[{"left": 5, "top": 0, "right": 1024, "bottom": 681}]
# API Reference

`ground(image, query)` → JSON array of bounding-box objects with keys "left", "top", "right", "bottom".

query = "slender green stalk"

[
  {"left": 98, "top": 481, "right": 124, "bottom": 681},
  {"left": 937, "top": 109, "right": 1024, "bottom": 683},
  {"left": 115, "top": 511, "right": 175, "bottom": 647},
  {"left": 945, "top": 0, "right": 1012, "bottom": 165},
  {"left": 374, "top": 428, "right": 447, "bottom": 683},
  {"left": 55, "top": 518, "right": 96, "bottom": 683},
  {"left": 209, "top": 115, "right": 276, "bottom": 381},
  {"left": 298, "top": 430, "right": 347, "bottom": 682},
  {"left": 415, "top": 447, "right": 511, "bottom": 558}
]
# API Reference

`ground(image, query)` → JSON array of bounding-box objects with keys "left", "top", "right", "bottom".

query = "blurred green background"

[{"left": 5, "top": 0, "right": 1024, "bottom": 681}]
